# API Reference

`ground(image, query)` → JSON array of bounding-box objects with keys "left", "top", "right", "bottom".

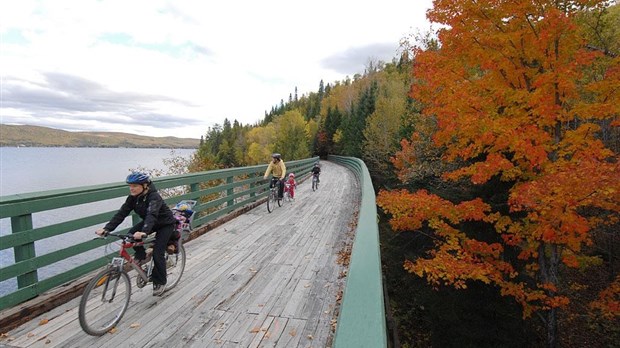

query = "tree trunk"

[
  {"left": 539, "top": 243, "right": 560, "bottom": 348},
  {"left": 547, "top": 307, "right": 558, "bottom": 348}
]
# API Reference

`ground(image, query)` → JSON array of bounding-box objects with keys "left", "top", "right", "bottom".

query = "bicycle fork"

[{"left": 100, "top": 269, "right": 123, "bottom": 303}]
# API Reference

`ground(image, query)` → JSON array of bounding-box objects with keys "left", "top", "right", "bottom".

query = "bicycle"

[
  {"left": 312, "top": 173, "right": 320, "bottom": 191},
  {"left": 284, "top": 183, "right": 293, "bottom": 202},
  {"left": 267, "top": 178, "right": 282, "bottom": 213},
  {"left": 78, "top": 232, "right": 186, "bottom": 336}
]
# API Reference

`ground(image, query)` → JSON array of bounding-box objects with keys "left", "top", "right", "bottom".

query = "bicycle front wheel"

[
  {"left": 267, "top": 192, "right": 275, "bottom": 213},
  {"left": 79, "top": 269, "right": 131, "bottom": 336},
  {"left": 165, "top": 242, "right": 186, "bottom": 290}
]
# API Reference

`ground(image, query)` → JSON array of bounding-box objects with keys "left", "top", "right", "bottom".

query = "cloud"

[
  {"left": 1, "top": 72, "right": 204, "bottom": 131},
  {"left": 321, "top": 43, "right": 401, "bottom": 75},
  {"left": 0, "top": 0, "right": 434, "bottom": 139}
]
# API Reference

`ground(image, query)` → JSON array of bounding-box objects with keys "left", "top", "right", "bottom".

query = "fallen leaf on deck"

[
  {"left": 250, "top": 327, "right": 260, "bottom": 333},
  {"left": 289, "top": 329, "right": 297, "bottom": 336},
  {"left": 38, "top": 319, "right": 49, "bottom": 325},
  {"left": 129, "top": 323, "right": 141, "bottom": 329}
]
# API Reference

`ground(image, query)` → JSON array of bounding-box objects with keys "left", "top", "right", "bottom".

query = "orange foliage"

[
  {"left": 379, "top": 0, "right": 620, "bottom": 321},
  {"left": 590, "top": 275, "right": 620, "bottom": 319}
]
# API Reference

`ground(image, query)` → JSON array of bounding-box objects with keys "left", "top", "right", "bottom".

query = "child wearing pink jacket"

[{"left": 285, "top": 173, "right": 297, "bottom": 199}]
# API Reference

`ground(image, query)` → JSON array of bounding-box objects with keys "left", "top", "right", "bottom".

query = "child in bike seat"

[
  {"left": 95, "top": 171, "right": 177, "bottom": 296},
  {"left": 285, "top": 173, "right": 297, "bottom": 199}
]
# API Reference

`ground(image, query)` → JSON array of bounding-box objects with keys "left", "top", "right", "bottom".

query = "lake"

[{"left": 0, "top": 147, "right": 197, "bottom": 296}]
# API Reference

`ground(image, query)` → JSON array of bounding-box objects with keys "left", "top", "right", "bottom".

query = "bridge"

[{"left": 0, "top": 156, "right": 386, "bottom": 348}]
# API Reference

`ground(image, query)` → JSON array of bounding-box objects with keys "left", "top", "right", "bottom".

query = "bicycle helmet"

[
  {"left": 175, "top": 203, "right": 190, "bottom": 211},
  {"left": 272, "top": 153, "right": 281, "bottom": 160},
  {"left": 289, "top": 173, "right": 295, "bottom": 178},
  {"left": 126, "top": 171, "right": 151, "bottom": 184}
]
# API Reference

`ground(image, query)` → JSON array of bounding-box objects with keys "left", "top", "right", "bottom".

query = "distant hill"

[{"left": 0, "top": 124, "right": 199, "bottom": 149}]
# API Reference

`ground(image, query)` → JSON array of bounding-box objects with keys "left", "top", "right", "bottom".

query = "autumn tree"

[
  {"left": 273, "top": 109, "right": 311, "bottom": 160},
  {"left": 362, "top": 69, "right": 409, "bottom": 182},
  {"left": 377, "top": 1, "right": 620, "bottom": 347},
  {"left": 245, "top": 124, "right": 276, "bottom": 165}
]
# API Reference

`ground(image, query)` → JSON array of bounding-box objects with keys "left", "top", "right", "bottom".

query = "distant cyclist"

[
  {"left": 95, "top": 171, "right": 177, "bottom": 296},
  {"left": 311, "top": 163, "right": 321, "bottom": 183},
  {"left": 263, "top": 153, "right": 286, "bottom": 199}
]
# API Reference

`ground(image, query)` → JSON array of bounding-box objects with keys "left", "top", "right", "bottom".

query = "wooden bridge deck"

[{"left": 0, "top": 161, "right": 360, "bottom": 348}]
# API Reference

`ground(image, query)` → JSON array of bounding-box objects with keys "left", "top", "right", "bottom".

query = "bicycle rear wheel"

[
  {"left": 165, "top": 242, "right": 186, "bottom": 290},
  {"left": 79, "top": 269, "right": 131, "bottom": 336},
  {"left": 312, "top": 179, "right": 317, "bottom": 191}
]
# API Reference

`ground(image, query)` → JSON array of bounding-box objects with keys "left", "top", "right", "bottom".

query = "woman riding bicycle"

[
  {"left": 95, "top": 171, "right": 177, "bottom": 296},
  {"left": 263, "top": 153, "right": 286, "bottom": 199}
]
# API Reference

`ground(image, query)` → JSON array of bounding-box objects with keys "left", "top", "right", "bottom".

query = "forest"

[{"left": 181, "top": 1, "right": 620, "bottom": 347}]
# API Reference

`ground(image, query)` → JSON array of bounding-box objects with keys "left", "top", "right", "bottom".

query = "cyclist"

[
  {"left": 311, "top": 162, "right": 321, "bottom": 183},
  {"left": 95, "top": 171, "right": 177, "bottom": 296},
  {"left": 285, "top": 173, "right": 297, "bottom": 199},
  {"left": 263, "top": 153, "right": 286, "bottom": 199}
]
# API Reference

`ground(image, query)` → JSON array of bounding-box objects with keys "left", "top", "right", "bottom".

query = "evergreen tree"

[{"left": 342, "top": 80, "right": 378, "bottom": 157}]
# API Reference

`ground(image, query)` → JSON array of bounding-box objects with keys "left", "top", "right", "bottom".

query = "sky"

[{"left": 1, "top": 0, "right": 433, "bottom": 140}]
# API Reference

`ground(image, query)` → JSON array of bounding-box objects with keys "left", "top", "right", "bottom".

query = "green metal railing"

[
  {"left": 330, "top": 155, "right": 387, "bottom": 348},
  {"left": 0, "top": 157, "right": 318, "bottom": 311}
]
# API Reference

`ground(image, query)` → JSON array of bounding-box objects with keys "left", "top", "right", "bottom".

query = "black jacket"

[
  {"left": 311, "top": 167, "right": 321, "bottom": 174},
  {"left": 104, "top": 184, "right": 176, "bottom": 234}
]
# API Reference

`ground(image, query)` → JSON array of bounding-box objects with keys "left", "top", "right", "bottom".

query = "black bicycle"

[
  {"left": 312, "top": 173, "right": 320, "bottom": 191},
  {"left": 267, "top": 178, "right": 282, "bottom": 213}
]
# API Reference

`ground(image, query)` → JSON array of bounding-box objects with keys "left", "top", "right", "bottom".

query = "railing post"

[
  {"left": 11, "top": 214, "right": 38, "bottom": 289},
  {"left": 227, "top": 176, "right": 234, "bottom": 207},
  {"left": 190, "top": 183, "right": 199, "bottom": 193},
  {"left": 249, "top": 173, "right": 256, "bottom": 198}
]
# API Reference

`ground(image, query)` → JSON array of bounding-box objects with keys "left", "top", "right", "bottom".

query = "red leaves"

[
  {"left": 382, "top": 0, "right": 620, "bottom": 326},
  {"left": 590, "top": 275, "right": 620, "bottom": 319}
]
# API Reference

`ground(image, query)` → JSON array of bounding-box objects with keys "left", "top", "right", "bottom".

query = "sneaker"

[{"left": 153, "top": 283, "right": 166, "bottom": 296}]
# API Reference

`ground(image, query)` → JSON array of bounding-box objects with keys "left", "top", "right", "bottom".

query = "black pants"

[
  {"left": 129, "top": 222, "right": 175, "bottom": 286},
  {"left": 270, "top": 177, "right": 284, "bottom": 198}
]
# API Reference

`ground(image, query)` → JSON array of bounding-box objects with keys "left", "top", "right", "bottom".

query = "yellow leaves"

[{"left": 38, "top": 318, "right": 49, "bottom": 325}]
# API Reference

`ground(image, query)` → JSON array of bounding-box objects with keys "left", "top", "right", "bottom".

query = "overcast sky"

[{"left": 1, "top": 0, "right": 433, "bottom": 139}]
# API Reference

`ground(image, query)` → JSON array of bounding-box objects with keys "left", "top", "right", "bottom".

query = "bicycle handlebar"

[{"left": 95, "top": 232, "right": 152, "bottom": 244}]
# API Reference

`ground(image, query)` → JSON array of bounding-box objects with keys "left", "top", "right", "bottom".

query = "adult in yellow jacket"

[{"left": 263, "top": 153, "right": 286, "bottom": 199}]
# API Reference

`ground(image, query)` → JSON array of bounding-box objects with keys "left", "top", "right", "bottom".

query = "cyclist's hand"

[
  {"left": 133, "top": 231, "right": 147, "bottom": 240},
  {"left": 95, "top": 228, "right": 108, "bottom": 237},
  {"left": 263, "top": 175, "right": 268, "bottom": 180}
]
